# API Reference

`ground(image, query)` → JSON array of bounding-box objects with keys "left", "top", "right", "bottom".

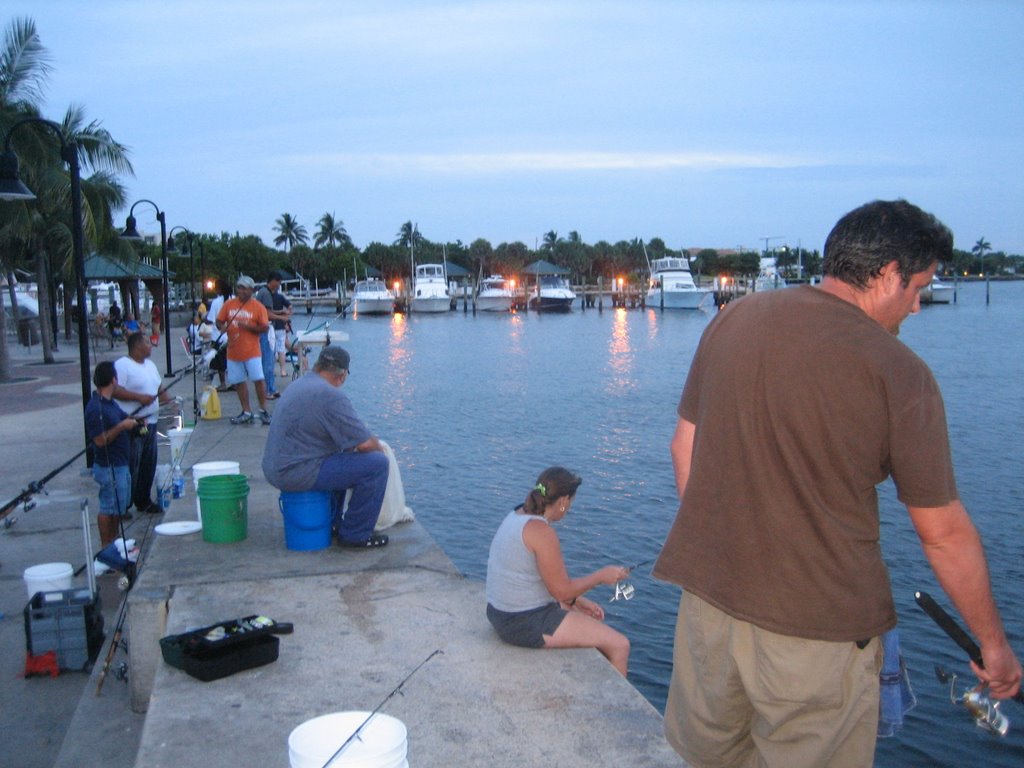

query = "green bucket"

[{"left": 198, "top": 474, "right": 249, "bottom": 543}]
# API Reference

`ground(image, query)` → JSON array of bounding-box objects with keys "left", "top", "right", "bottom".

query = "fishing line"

[{"left": 320, "top": 649, "right": 443, "bottom": 768}]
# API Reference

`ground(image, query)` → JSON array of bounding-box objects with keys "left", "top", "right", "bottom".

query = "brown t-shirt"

[{"left": 653, "top": 286, "right": 958, "bottom": 641}]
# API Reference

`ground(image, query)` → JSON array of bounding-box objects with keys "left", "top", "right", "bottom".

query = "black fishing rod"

[
  {"left": 320, "top": 649, "right": 443, "bottom": 768},
  {"left": 0, "top": 359, "right": 198, "bottom": 528},
  {"left": 915, "top": 591, "right": 1024, "bottom": 706}
]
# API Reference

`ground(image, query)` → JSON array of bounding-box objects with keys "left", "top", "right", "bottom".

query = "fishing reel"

[
  {"left": 934, "top": 666, "right": 1009, "bottom": 737},
  {"left": 610, "top": 581, "right": 635, "bottom": 602}
]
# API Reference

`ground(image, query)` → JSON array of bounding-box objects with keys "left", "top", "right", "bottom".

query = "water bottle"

[{"left": 172, "top": 466, "right": 185, "bottom": 499}]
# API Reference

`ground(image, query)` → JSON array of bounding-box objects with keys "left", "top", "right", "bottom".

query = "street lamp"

[
  {"left": 167, "top": 227, "right": 203, "bottom": 423},
  {"left": 0, "top": 116, "right": 92, "bottom": 458},
  {"left": 120, "top": 200, "right": 173, "bottom": 376},
  {"left": 167, "top": 227, "right": 197, "bottom": 312}
]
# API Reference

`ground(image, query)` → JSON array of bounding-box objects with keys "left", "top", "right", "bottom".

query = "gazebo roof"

[
  {"left": 84, "top": 252, "right": 170, "bottom": 281},
  {"left": 523, "top": 259, "right": 569, "bottom": 275}
]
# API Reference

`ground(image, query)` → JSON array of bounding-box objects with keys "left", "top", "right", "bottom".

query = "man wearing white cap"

[{"left": 217, "top": 275, "right": 271, "bottom": 425}]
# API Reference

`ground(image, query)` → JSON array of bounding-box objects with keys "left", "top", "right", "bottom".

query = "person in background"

[
  {"left": 653, "top": 199, "right": 1021, "bottom": 768},
  {"left": 273, "top": 280, "right": 293, "bottom": 378},
  {"left": 85, "top": 361, "right": 137, "bottom": 546},
  {"left": 485, "top": 467, "right": 631, "bottom": 676},
  {"left": 261, "top": 345, "right": 390, "bottom": 548},
  {"left": 217, "top": 275, "right": 271, "bottom": 425},
  {"left": 114, "top": 333, "right": 172, "bottom": 515},
  {"left": 149, "top": 299, "right": 161, "bottom": 343},
  {"left": 255, "top": 271, "right": 291, "bottom": 400},
  {"left": 206, "top": 284, "right": 229, "bottom": 390},
  {"left": 186, "top": 311, "right": 204, "bottom": 355}
]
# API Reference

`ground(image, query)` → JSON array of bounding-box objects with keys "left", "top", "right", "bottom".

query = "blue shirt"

[
  {"left": 261, "top": 373, "right": 371, "bottom": 490},
  {"left": 85, "top": 392, "right": 131, "bottom": 466}
]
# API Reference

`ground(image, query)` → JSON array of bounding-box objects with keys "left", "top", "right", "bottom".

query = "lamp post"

[
  {"left": 0, "top": 117, "right": 92, "bottom": 459},
  {"left": 167, "top": 227, "right": 197, "bottom": 312},
  {"left": 121, "top": 200, "right": 173, "bottom": 376},
  {"left": 167, "top": 227, "right": 202, "bottom": 423}
]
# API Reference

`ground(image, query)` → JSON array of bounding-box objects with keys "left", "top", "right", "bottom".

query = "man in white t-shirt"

[{"left": 114, "top": 333, "right": 172, "bottom": 514}]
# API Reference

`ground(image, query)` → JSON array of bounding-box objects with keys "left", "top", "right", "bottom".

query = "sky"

[{"left": 6, "top": 0, "right": 1024, "bottom": 255}]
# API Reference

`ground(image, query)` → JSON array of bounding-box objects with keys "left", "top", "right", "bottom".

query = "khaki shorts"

[{"left": 665, "top": 591, "right": 882, "bottom": 768}]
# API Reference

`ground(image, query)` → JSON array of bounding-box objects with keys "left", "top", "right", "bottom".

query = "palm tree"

[
  {"left": 394, "top": 220, "right": 422, "bottom": 251},
  {"left": 1, "top": 19, "right": 133, "bottom": 371},
  {"left": 313, "top": 211, "right": 351, "bottom": 250},
  {"left": 972, "top": 237, "right": 992, "bottom": 276},
  {"left": 0, "top": 17, "right": 51, "bottom": 380},
  {"left": 272, "top": 213, "right": 308, "bottom": 252},
  {"left": 541, "top": 230, "right": 562, "bottom": 252}
]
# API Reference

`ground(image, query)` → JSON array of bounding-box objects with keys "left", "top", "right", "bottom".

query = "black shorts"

[{"left": 486, "top": 602, "right": 567, "bottom": 649}]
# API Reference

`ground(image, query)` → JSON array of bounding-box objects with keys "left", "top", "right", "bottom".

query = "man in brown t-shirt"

[{"left": 654, "top": 200, "right": 1021, "bottom": 767}]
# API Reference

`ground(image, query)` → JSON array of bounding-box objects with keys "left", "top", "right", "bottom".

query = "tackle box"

[
  {"left": 24, "top": 588, "right": 105, "bottom": 671},
  {"left": 160, "top": 615, "right": 292, "bottom": 682}
]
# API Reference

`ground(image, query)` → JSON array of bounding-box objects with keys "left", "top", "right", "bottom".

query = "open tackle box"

[{"left": 160, "top": 615, "right": 293, "bottom": 682}]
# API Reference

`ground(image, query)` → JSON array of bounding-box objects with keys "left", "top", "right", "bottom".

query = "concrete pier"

[{"left": 0, "top": 330, "right": 686, "bottom": 767}]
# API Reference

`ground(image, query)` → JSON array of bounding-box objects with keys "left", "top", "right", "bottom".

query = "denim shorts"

[
  {"left": 226, "top": 357, "right": 264, "bottom": 385},
  {"left": 486, "top": 602, "right": 567, "bottom": 649},
  {"left": 92, "top": 464, "right": 131, "bottom": 516}
]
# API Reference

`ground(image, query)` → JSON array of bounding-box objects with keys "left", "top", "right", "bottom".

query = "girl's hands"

[
  {"left": 570, "top": 596, "right": 605, "bottom": 621},
  {"left": 596, "top": 564, "right": 629, "bottom": 586}
]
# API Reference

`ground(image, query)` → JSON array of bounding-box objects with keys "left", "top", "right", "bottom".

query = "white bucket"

[
  {"left": 288, "top": 711, "right": 407, "bottom": 768},
  {"left": 191, "top": 461, "right": 240, "bottom": 520},
  {"left": 168, "top": 427, "right": 194, "bottom": 466},
  {"left": 23, "top": 562, "right": 74, "bottom": 599}
]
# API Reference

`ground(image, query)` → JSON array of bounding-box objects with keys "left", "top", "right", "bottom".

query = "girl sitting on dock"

[{"left": 485, "top": 467, "right": 631, "bottom": 676}]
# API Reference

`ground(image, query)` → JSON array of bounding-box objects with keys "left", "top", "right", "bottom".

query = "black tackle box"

[{"left": 159, "top": 615, "right": 292, "bottom": 682}]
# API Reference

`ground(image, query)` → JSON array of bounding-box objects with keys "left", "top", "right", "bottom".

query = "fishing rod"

[
  {"left": 320, "top": 649, "right": 443, "bottom": 768},
  {"left": 0, "top": 359, "right": 198, "bottom": 528},
  {"left": 915, "top": 590, "right": 1023, "bottom": 737},
  {"left": 609, "top": 558, "right": 655, "bottom": 602},
  {"left": 915, "top": 591, "right": 1024, "bottom": 705}
]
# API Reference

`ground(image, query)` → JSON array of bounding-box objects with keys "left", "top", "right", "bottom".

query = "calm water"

[{"left": 316, "top": 281, "right": 1023, "bottom": 767}]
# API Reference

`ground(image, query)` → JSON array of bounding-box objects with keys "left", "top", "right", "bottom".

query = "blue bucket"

[{"left": 279, "top": 491, "right": 333, "bottom": 551}]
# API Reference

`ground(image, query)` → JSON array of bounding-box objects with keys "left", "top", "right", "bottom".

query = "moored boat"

[
  {"left": 410, "top": 264, "right": 451, "bottom": 313},
  {"left": 529, "top": 275, "right": 576, "bottom": 312},
  {"left": 476, "top": 275, "right": 515, "bottom": 312},
  {"left": 920, "top": 275, "right": 953, "bottom": 304},
  {"left": 646, "top": 256, "right": 711, "bottom": 309},
  {"left": 351, "top": 277, "right": 395, "bottom": 315}
]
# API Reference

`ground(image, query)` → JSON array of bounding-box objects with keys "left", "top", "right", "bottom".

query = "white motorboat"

[
  {"left": 920, "top": 275, "right": 953, "bottom": 304},
  {"left": 529, "top": 275, "right": 576, "bottom": 312},
  {"left": 410, "top": 264, "right": 451, "bottom": 313},
  {"left": 754, "top": 270, "right": 788, "bottom": 292},
  {"left": 476, "top": 275, "right": 515, "bottom": 312},
  {"left": 351, "top": 277, "right": 395, "bottom": 315},
  {"left": 646, "top": 256, "right": 711, "bottom": 309}
]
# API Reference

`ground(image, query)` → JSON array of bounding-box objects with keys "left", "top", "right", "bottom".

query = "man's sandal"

[{"left": 337, "top": 533, "right": 389, "bottom": 549}]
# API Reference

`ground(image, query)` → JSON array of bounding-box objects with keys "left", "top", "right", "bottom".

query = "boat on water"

[
  {"left": 351, "top": 277, "right": 395, "bottom": 315},
  {"left": 476, "top": 275, "right": 515, "bottom": 312},
  {"left": 754, "top": 270, "right": 788, "bottom": 292},
  {"left": 529, "top": 275, "right": 576, "bottom": 312},
  {"left": 920, "top": 275, "right": 953, "bottom": 304},
  {"left": 411, "top": 264, "right": 451, "bottom": 313},
  {"left": 646, "top": 256, "right": 711, "bottom": 309}
]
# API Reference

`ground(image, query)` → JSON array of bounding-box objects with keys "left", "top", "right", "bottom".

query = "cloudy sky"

[{"left": 6, "top": 1, "right": 1023, "bottom": 254}]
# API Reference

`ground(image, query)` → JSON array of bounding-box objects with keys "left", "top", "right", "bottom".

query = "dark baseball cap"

[{"left": 317, "top": 345, "right": 350, "bottom": 372}]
